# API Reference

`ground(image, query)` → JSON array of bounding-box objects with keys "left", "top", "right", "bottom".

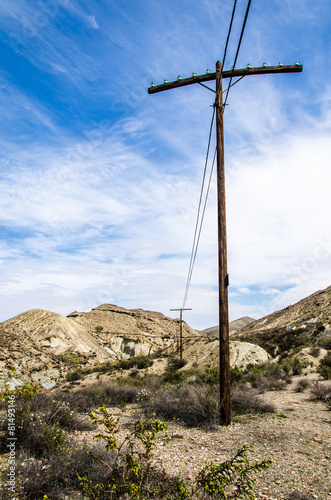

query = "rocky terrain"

[
  {"left": 0, "top": 305, "right": 197, "bottom": 388},
  {"left": 0, "top": 304, "right": 269, "bottom": 389},
  {"left": 240, "top": 285, "right": 331, "bottom": 334},
  {"left": 1, "top": 285, "right": 331, "bottom": 390}
]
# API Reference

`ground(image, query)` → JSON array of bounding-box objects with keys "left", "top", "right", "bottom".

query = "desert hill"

[
  {"left": 0, "top": 304, "right": 199, "bottom": 388},
  {"left": 1, "top": 309, "right": 112, "bottom": 357},
  {"left": 0, "top": 303, "right": 269, "bottom": 389},
  {"left": 239, "top": 285, "right": 331, "bottom": 335},
  {"left": 201, "top": 316, "right": 255, "bottom": 337}
]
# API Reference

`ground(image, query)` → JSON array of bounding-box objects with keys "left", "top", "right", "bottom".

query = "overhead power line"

[
  {"left": 223, "top": 0, "right": 252, "bottom": 107},
  {"left": 182, "top": 108, "right": 216, "bottom": 308},
  {"left": 222, "top": 0, "right": 238, "bottom": 69},
  {"left": 182, "top": 0, "right": 251, "bottom": 308}
]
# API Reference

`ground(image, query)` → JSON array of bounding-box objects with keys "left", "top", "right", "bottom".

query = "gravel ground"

[
  {"left": 0, "top": 380, "right": 330, "bottom": 499},
  {"left": 108, "top": 382, "right": 331, "bottom": 500}
]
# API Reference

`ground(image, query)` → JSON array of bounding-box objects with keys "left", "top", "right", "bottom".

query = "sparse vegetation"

[
  {"left": 0, "top": 383, "right": 273, "bottom": 499},
  {"left": 79, "top": 405, "right": 273, "bottom": 499},
  {"left": 233, "top": 327, "right": 313, "bottom": 357},
  {"left": 309, "top": 345, "right": 321, "bottom": 357},
  {"left": 66, "top": 354, "right": 154, "bottom": 381}
]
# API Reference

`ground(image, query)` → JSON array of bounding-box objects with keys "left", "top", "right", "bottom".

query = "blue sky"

[{"left": 0, "top": 0, "right": 330, "bottom": 329}]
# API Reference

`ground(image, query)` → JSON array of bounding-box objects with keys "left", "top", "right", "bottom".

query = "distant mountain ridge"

[
  {"left": 240, "top": 285, "right": 331, "bottom": 334},
  {"left": 1, "top": 285, "right": 330, "bottom": 389},
  {"left": 201, "top": 317, "right": 255, "bottom": 337}
]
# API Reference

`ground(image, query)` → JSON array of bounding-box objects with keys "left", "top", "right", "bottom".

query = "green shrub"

[
  {"left": 309, "top": 345, "right": 321, "bottom": 357},
  {"left": 317, "top": 352, "right": 331, "bottom": 379},
  {"left": 318, "top": 338, "right": 331, "bottom": 350},
  {"left": 167, "top": 357, "right": 188, "bottom": 370},
  {"left": 291, "top": 357, "right": 303, "bottom": 375},
  {"left": 203, "top": 365, "right": 220, "bottom": 385},
  {"left": 66, "top": 369, "right": 83, "bottom": 381},
  {"left": 79, "top": 406, "right": 273, "bottom": 500}
]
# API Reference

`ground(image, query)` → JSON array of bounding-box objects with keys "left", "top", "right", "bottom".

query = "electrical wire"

[
  {"left": 182, "top": 146, "right": 216, "bottom": 308},
  {"left": 222, "top": 0, "right": 238, "bottom": 69},
  {"left": 182, "top": 107, "right": 215, "bottom": 308},
  {"left": 223, "top": 0, "right": 252, "bottom": 108},
  {"left": 181, "top": 0, "right": 252, "bottom": 308},
  {"left": 182, "top": 140, "right": 217, "bottom": 309}
]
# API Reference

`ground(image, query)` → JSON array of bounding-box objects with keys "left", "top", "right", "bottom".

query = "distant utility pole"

[
  {"left": 151, "top": 62, "right": 302, "bottom": 425},
  {"left": 170, "top": 308, "right": 192, "bottom": 359}
]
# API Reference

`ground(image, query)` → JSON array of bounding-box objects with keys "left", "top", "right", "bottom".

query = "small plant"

[
  {"left": 79, "top": 406, "right": 273, "bottom": 499},
  {"left": 95, "top": 325, "right": 104, "bottom": 333},
  {"left": 194, "top": 445, "right": 273, "bottom": 499},
  {"left": 66, "top": 369, "right": 83, "bottom": 381},
  {"left": 309, "top": 345, "right": 321, "bottom": 357}
]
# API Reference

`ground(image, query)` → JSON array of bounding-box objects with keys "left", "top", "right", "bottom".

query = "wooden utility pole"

[
  {"left": 149, "top": 62, "right": 302, "bottom": 425},
  {"left": 170, "top": 308, "right": 192, "bottom": 359}
]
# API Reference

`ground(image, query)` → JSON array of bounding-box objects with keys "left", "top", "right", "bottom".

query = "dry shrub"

[
  {"left": 144, "top": 383, "right": 274, "bottom": 426},
  {"left": 294, "top": 378, "right": 311, "bottom": 393},
  {"left": 143, "top": 384, "right": 219, "bottom": 427},
  {"left": 231, "top": 386, "right": 275, "bottom": 415},
  {"left": 65, "top": 381, "right": 140, "bottom": 413},
  {"left": 310, "top": 382, "right": 331, "bottom": 402},
  {"left": 19, "top": 442, "right": 113, "bottom": 500}
]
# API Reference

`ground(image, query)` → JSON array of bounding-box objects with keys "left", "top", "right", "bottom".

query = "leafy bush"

[
  {"left": 162, "top": 357, "right": 188, "bottom": 383},
  {"left": 167, "top": 357, "right": 188, "bottom": 370},
  {"left": 66, "top": 369, "right": 83, "bottom": 381},
  {"left": 79, "top": 406, "right": 273, "bottom": 500},
  {"left": 230, "top": 367, "right": 243, "bottom": 385}
]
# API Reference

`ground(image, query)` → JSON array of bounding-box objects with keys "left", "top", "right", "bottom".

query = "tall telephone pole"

[
  {"left": 170, "top": 308, "right": 192, "bottom": 359},
  {"left": 149, "top": 62, "right": 302, "bottom": 425}
]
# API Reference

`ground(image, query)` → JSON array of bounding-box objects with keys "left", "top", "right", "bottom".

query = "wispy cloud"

[{"left": 0, "top": 0, "right": 330, "bottom": 329}]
